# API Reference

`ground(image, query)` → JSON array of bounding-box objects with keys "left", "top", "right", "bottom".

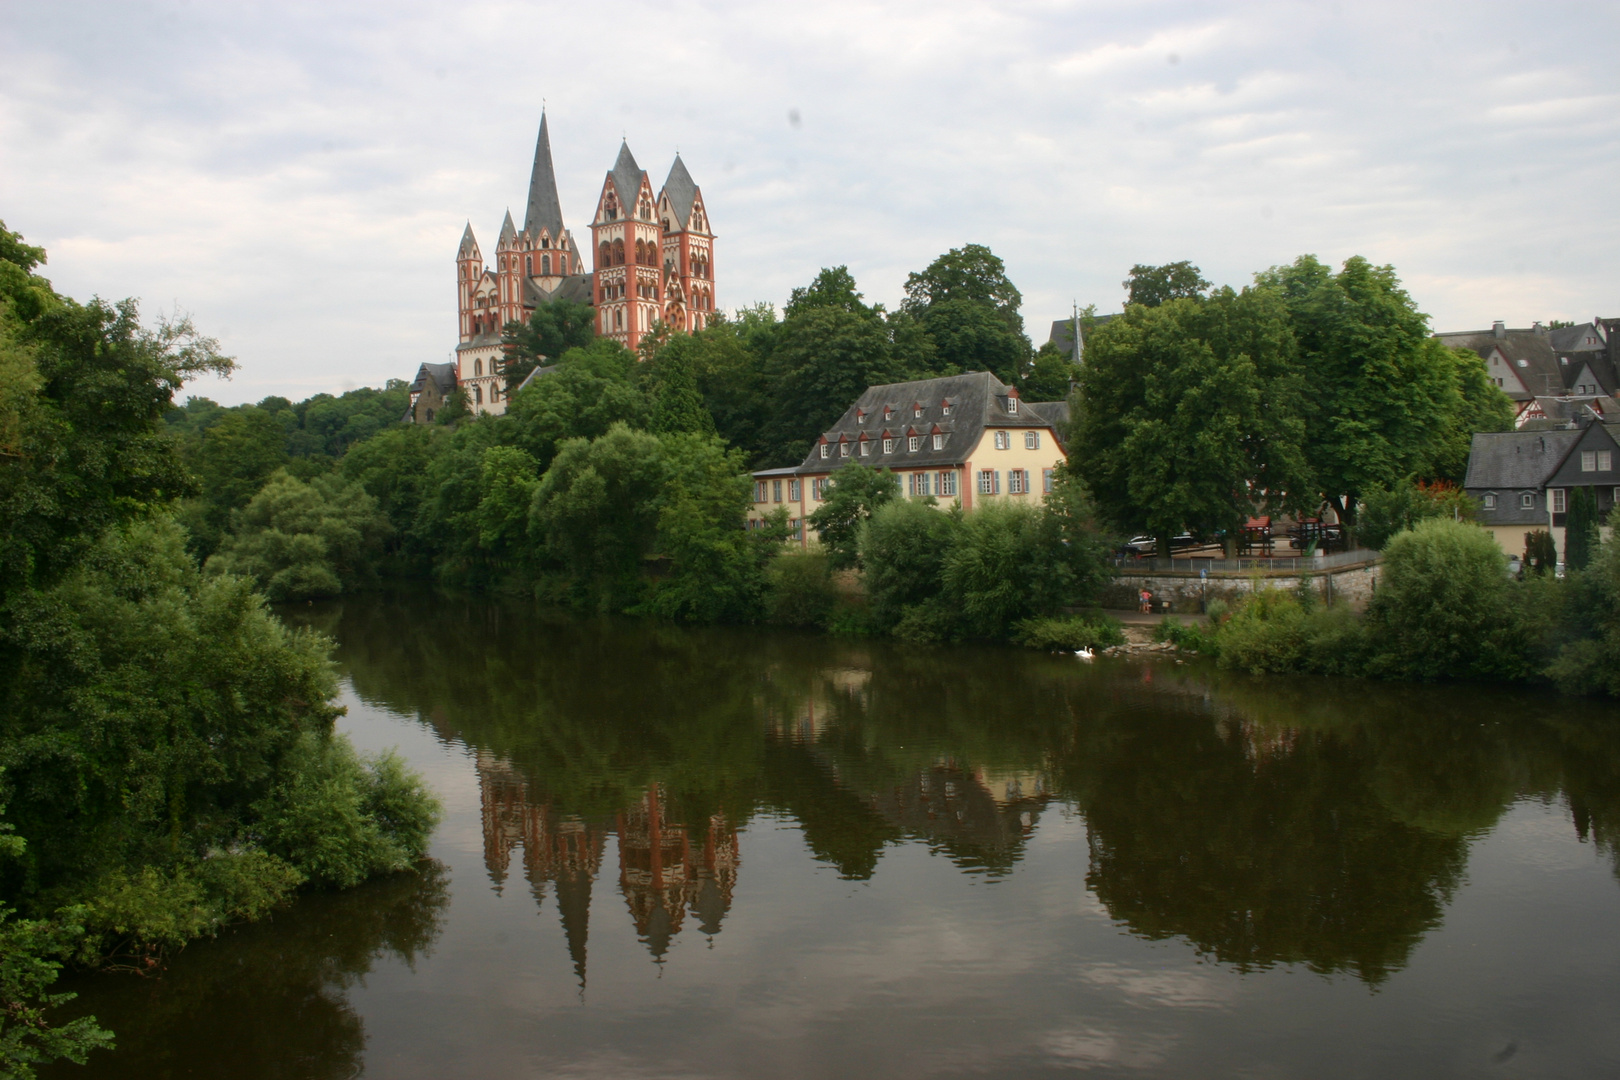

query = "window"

[
  {"left": 1043, "top": 468, "right": 1054, "bottom": 494},
  {"left": 908, "top": 472, "right": 925, "bottom": 496},
  {"left": 977, "top": 469, "right": 998, "bottom": 495},
  {"left": 914, "top": 406, "right": 922, "bottom": 418},
  {"left": 860, "top": 440, "right": 870, "bottom": 456},
  {"left": 1602, "top": 451, "right": 1614, "bottom": 471},
  {"left": 932, "top": 433, "right": 944, "bottom": 450},
  {"left": 773, "top": 480, "right": 783, "bottom": 503},
  {"left": 1482, "top": 493, "right": 1496, "bottom": 510},
  {"left": 942, "top": 403, "right": 953, "bottom": 416},
  {"left": 908, "top": 436, "right": 920, "bottom": 452},
  {"left": 1025, "top": 431, "right": 1040, "bottom": 450},
  {"left": 789, "top": 518, "right": 802, "bottom": 540},
  {"left": 883, "top": 407, "right": 893, "bottom": 421},
  {"left": 1007, "top": 397, "right": 1019, "bottom": 416},
  {"left": 1008, "top": 469, "right": 1027, "bottom": 494},
  {"left": 789, "top": 479, "right": 802, "bottom": 501},
  {"left": 938, "top": 470, "right": 958, "bottom": 497},
  {"left": 542, "top": 255, "right": 550, "bottom": 275},
  {"left": 754, "top": 481, "right": 767, "bottom": 503},
  {"left": 994, "top": 430, "right": 1009, "bottom": 450},
  {"left": 857, "top": 411, "right": 865, "bottom": 425},
  {"left": 813, "top": 478, "right": 827, "bottom": 500},
  {"left": 883, "top": 437, "right": 895, "bottom": 454},
  {"left": 840, "top": 442, "right": 850, "bottom": 457},
  {"left": 820, "top": 444, "right": 830, "bottom": 460},
  {"left": 1550, "top": 489, "right": 1565, "bottom": 513}
]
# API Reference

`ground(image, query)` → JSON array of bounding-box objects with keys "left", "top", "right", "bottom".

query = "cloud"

[{"left": 2, "top": 1, "right": 1616, "bottom": 403}]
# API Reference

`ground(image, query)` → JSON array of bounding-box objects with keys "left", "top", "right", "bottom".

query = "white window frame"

[
  {"left": 1009, "top": 469, "right": 1027, "bottom": 494},
  {"left": 908, "top": 435, "right": 920, "bottom": 452},
  {"left": 1025, "top": 431, "right": 1040, "bottom": 449},
  {"left": 1007, "top": 397, "right": 1019, "bottom": 415},
  {"left": 860, "top": 441, "right": 870, "bottom": 456},
  {"left": 883, "top": 437, "right": 894, "bottom": 454},
  {"left": 932, "top": 433, "right": 944, "bottom": 450},
  {"left": 789, "top": 479, "right": 802, "bottom": 501},
  {"left": 1582, "top": 450, "right": 1597, "bottom": 472},
  {"left": 939, "top": 470, "right": 957, "bottom": 496},
  {"left": 1601, "top": 451, "right": 1613, "bottom": 471},
  {"left": 773, "top": 480, "right": 783, "bottom": 503},
  {"left": 754, "top": 481, "right": 767, "bottom": 503},
  {"left": 840, "top": 442, "right": 850, "bottom": 457},
  {"left": 994, "top": 430, "right": 1009, "bottom": 450},
  {"left": 813, "top": 478, "right": 826, "bottom": 500},
  {"left": 1550, "top": 489, "right": 1565, "bottom": 513},
  {"left": 1043, "top": 468, "right": 1054, "bottom": 494},
  {"left": 820, "top": 444, "right": 829, "bottom": 459},
  {"left": 978, "top": 469, "right": 996, "bottom": 495},
  {"left": 1482, "top": 493, "right": 1496, "bottom": 510}
]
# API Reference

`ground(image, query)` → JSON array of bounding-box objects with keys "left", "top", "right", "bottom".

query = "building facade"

[
  {"left": 745, "top": 371, "right": 1070, "bottom": 545},
  {"left": 1463, "top": 421, "right": 1620, "bottom": 558},
  {"left": 448, "top": 115, "right": 713, "bottom": 419},
  {"left": 1438, "top": 319, "right": 1617, "bottom": 427}
]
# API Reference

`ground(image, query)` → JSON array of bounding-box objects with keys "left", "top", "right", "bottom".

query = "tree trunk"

[{"left": 1157, "top": 535, "right": 1172, "bottom": 560}]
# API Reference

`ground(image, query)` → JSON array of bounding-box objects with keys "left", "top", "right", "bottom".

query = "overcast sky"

[{"left": 2, "top": 1, "right": 1615, "bottom": 404}]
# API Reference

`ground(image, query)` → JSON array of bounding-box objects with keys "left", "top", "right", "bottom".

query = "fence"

[{"left": 1111, "top": 547, "right": 1381, "bottom": 575}]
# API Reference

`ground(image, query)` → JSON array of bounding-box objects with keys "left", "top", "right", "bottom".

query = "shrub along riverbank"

[{"left": 0, "top": 224, "right": 440, "bottom": 1077}]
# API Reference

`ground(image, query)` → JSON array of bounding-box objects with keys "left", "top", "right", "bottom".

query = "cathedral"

[{"left": 450, "top": 113, "right": 717, "bottom": 418}]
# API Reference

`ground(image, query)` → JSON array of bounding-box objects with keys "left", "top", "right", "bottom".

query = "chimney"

[
  {"left": 1493, "top": 320, "right": 1506, "bottom": 339},
  {"left": 1532, "top": 321, "right": 1545, "bottom": 333}
]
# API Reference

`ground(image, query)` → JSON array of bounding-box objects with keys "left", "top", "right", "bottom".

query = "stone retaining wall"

[{"left": 1102, "top": 559, "right": 1381, "bottom": 614}]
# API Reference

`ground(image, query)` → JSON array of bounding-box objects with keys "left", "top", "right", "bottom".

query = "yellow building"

[{"left": 745, "top": 371, "right": 1070, "bottom": 545}]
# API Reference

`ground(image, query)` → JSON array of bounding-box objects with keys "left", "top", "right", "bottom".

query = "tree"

[
  {"left": 184, "top": 407, "right": 289, "bottom": 554},
  {"left": 475, "top": 446, "right": 541, "bottom": 561},
  {"left": 1072, "top": 288, "right": 1309, "bottom": 556},
  {"left": 1357, "top": 479, "right": 1477, "bottom": 550},
  {"left": 858, "top": 499, "right": 961, "bottom": 630},
  {"left": 1123, "top": 261, "right": 1211, "bottom": 308},
  {"left": 501, "top": 298, "right": 596, "bottom": 395},
  {"left": 1429, "top": 346, "right": 1515, "bottom": 482},
  {"left": 206, "top": 471, "right": 391, "bottom": 600},
  {"left": 1022, "top": 342, "right": 1077, "bottom": 401},
  {"left": 643, "top": 333, "right": 717, "bottom": 435},
  {"left": 528, "top": 423, "right": 668, "bottom": 609},
  {"left": 806, "top": 462, "right": 899, "bottom": 569},
  {"left": 786, "top": 266, "right": 872, "bottom": 319},
  {"left": 504, "top": 337, "right": 647, "bottom": 470},
  {"left": 1566, "top": 486, "right": 1599, "bottom": 572},
  {"left": 1523, "top": 529, "right": 1557, "bottom": 576},
  {"left": 1257, "top": 255, "right": 1460, "bottom": 527},
  {"left": 940, "top": 501, "right": 1076, "bottom": 641},
  {"left": 902, "top": 245, "right": 1032, "bottom": 383},
  {"left": 763, "top": 304, "right": 905, "bottom": 466}
]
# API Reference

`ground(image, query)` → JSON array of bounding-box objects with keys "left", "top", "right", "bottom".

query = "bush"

[
  {"left": 1015, "top": 615, "right": 1125, "bottom": 651},
  {"left": 1548, "top": 536, "right": 1620, "bottom": 695},
  {"left": 1214, "top": 589, "right": 1367, "bottom": 675},
  {"left": 1357, "top": 479, "right": 1476, "bottom": 550},
  {"left": 941, "top": 501, "right": 1075, "bottom": 641},
  {"left": 1364, "top": 518, "right": 1532, "bottom": 681},
  {"left": 765, "top": 552, "right": 837, "bottom": 628},
  {"left": 858, "top": 499, "right": 960, "bottom": 631}
]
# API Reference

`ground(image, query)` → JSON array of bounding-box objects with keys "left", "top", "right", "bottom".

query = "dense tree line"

[{"left": 0, "top": 222, "right": 440, "bottom": 1076}]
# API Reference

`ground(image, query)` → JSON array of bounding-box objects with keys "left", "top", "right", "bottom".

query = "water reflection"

[{"left": 310, "top": 592, "right": 1620, "bottom": 992}]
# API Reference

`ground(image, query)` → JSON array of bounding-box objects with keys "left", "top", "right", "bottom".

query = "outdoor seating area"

[{"left": 1120, "top": 512, "right": 1350, "bottom": 563}]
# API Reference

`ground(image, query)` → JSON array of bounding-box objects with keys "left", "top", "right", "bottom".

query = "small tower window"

[{"left": 542, "top": 255, "right": 551, "bottom": 276}]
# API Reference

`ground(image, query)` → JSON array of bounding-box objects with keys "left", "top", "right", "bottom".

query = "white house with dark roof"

[
  {"left": 1464, "top": 421, "right": 1620, "bottom": 557},
  {"left": 745, "top": 371, "right": 1069, "bottom": 546},
  {"left": 1439, "top": 320, "right": 1617, "bottom": 427}
]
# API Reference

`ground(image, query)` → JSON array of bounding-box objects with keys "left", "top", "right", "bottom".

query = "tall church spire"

[
  {"left": 523, "top": 112, "right": 566, "bottom": 238},
  {"left": 610, "top": 140, "right": 644, "bottom": 209}
]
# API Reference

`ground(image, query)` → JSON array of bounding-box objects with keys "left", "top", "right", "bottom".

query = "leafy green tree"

[
  {"left": 651, "top": 316, "right": 772, "bottom": 463},
  {"left": 763, "top": 304, "right": 905, "bottom": 466},
  {"left": 1549, "top": 532, "right": 1620, "bottom": 695},
  {"left": 1524, "top": 529, "right": 1557, "bottom": 576},
  {"left": 183, "top": 406, "right": 289, "bottom": 554},
  {"left": 764, "top": 550, "right": 836, "bottom": 628},
  {"left": 207, "top": 472, "right": 391, "bottom": 600},
  {"left": 0, "top": 901, "right": 115, "bottom": 1078},
  {"left": 641, "top": 433, "right": 783, "bottom": 623},
  {"left": 1123, "top": 261, "right": 1211, "bottom": 307},
  {"left": 1073, "top": 287, "right": 1309, "bottom": 556},
  {"left": 806, "top": 462, "right": 900, "bottom": 569},
  {"left": 1566, "top": 486, "right": 1599, "bottom": 572},
  {"left": 902, "top": 245, "right": 1032, "bottom": 383},
  {"left": 1022, "top": 341, "right": 1076, "bottom": 401},
  {"left": 339, "top": 422, "right": 443, "bottom": 574},
  {"left": 1429, "top": 347, "right": 1515, "bottom": 482},
  {"left": 1257, "top": 255, "right": 1461, "bottom": 526},
  {"left": 786, "top": 266, "right": 872, "bottom": 318},
  {"left": 476, "top": 446, "right": 541, "bottom": 561},
  {"left": 500, "top": 298, "right": 596, "bottom": 395},
  {"left": 643, "top": 334, "right": 717, "bottom": 435},
  {"left": 505, "top": 337, "right": 647, "bottom": 470},
  {"left": 528, "top": 423, "right": 668, "bottom": 609},
  {"left": 858, "top": 499, "right": 961, "bottom": 630},
  {"left": 1357, "top": 479, "right": 1477, "bottom": 550}
]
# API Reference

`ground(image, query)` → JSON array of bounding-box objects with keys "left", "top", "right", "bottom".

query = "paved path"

[{"left": 1102, "top": 609, "right": 1209, "bottom": 626}]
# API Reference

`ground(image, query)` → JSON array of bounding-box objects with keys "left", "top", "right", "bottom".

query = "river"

[{"left": 48, "top": 591, "right": 1620, "bottom": 1078}]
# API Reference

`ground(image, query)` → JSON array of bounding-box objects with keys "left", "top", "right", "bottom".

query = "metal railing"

[{"left": 1112, "top": 548, "right": 1381, "bottom": 574}]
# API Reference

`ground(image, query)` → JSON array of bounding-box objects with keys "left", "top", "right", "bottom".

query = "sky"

[{"left": 1, "top": 0, "right": 1616, "bottom": 405}]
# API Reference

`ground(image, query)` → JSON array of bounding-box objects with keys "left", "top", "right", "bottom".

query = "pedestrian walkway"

[{"left": 1102, "top": 609, "right": 1208, "bottom": 627}]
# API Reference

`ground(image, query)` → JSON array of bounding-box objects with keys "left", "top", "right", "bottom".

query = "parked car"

[{"left": 1121, "top": 534, "right": 1196, "bottom": 556}]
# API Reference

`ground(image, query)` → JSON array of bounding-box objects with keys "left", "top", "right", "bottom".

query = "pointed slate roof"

[
  {"left": 523, "top": 113, "right": 567, "bottom": 239},
  {"left": 457, "top": 223, "right": 479, "bottom": 258},
  {"left": 498, "top": 209, "right": 517, "bottom": 243},
  {"left": 661, "top": 154, "right": 698, "bottom": 228},
  {"left": 610, "top": 140, "right": 645, "bottom": 210}
]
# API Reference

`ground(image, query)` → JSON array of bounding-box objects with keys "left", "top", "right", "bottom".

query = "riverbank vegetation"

[{"left": 0, "top": 223, "right": 440, "bottom": 1076}]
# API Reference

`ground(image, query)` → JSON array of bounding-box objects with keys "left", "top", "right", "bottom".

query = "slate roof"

[
  {"left": 499, "top": 209, "right": 518, "bottom": 243},
  {"left": 1439, "top": 329, "right": 1565, "bottom": 398},
  {"left": 523, "top": 273, "right": 594, "bottom": 307},
  {"left": 458, "top": 223, "right": 479, "bottom": 258},
  {"left": 610, "top": 141, "right": 645, "bottom": 210},
  {"left": 1047, "top": 314, "right": 1117, "bottom": 357},
  {"left": 770, "top": 371, "right": 1066, "bottom": 477},
  {"left": 1464, "top": 429, "right": 1580, "bottom": 490},
  {"left": 661, "top": 155, "right": 698, "bottom": 229},
  {"left": 1025, "top": 399, "right": 1070, "bottom": 431},
  {"left": 523, "top": 113, "right": 567, "bottom": 239},
  {"left": 1548, "top": 322, "right": 1606, "bottom": 353},
  {"left": 410, "top": 361, "right": 457, "bottom": 396}
]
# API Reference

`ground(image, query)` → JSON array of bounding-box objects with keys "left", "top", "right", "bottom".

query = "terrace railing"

[{"left": 1112, "top": 548, "right": 1381, "bottom": 574}]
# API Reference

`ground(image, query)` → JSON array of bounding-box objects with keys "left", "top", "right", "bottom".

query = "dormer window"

[
  {"left": 883, "top": 407, "right": 894, "bottom": 421},
  {"left": 856, "top": 410, "right": 866, "bottom": 425},
  {"left": 1483, "top": 493, "right": 1497, "bottom": 509},
  {"left": 908, "top": 436, "right": 920, "bottom": 452},
  {"left": 1525, "top": 492, "right": 1538, "bottom": 510},
  {"left": 913, "top": 404, "right": 923, "bottom": 418},
  {"left": 860, "top": 440, "right": 870, "bottom": 456},
  {"left": 883, "top": 437, "right": 894, "bottom": 454},
  {"left": 932, "top": 434, "right": 944, "bottom": 450},
  {"left": 1007, "top": 397, "right": 1019, "bottom": 415},
  {"left": 820, "top": 443, "right": 829, "bottom": 460},
  {"left": 840, "top": 441, "right": 850, "bottom": 457}
]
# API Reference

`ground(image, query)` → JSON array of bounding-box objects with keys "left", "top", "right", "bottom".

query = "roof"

[
  {"left": 457, "top": 223, "right": 479, "bottom": 258},
  {"left": 1439, "top": 329, "right": 1565, "bottom": 398},
  {"left": 765, "top": 370, "right": 1066, "bottom": 477},
  {"left": 661, "top": 155, "right": 698, "bottom": 229},
  {"left": 610, "top": 141, "right": 645, "bottom": 210},
  {"left": 499, "top": 209, "right": 517, "bottom": 243},
  {"left": 1548, "top": 322, "right": 1606, "bottom": 353},
  {"left": 523, "top": 273, "right": 594, "bottom": 307},
  {"left": 1025, "top": 400, "right": 1070, "bottom": 430},
  {"left": 410, "top": 361, "right": 457, "bottom": 396},
  {"left": 523, "top": 112, "right": 567, "bottom": 239},
  {"left": 1463, "top": 429, "right": 1580, "bottom": 490},
  {"left": 515, "top": 363, "right": 560, "bottom": 394}
]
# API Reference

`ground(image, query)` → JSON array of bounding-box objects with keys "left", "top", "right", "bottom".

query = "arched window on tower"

[
  {"left": 614, "top": 308, "right": 624, "bottom": 330},
  {"left": 634, "top": 239, "right": 645, "bottom": 265},
  {"left": 613, "top": 238, "right": 625, "bottom": 265},
  {"left": 474, "top": 386, "right": 483, "bottom": 405},
  {"left": 541, "top": 254, "right": 550, "bottom": 276},
  {"left": 525, "top": 256, "right": 532, "bottom": 275},
  {"left": 599, "top": 242, "right": 611, "bottom": 268}
]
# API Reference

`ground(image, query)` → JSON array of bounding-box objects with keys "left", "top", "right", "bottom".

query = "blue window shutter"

[{"left": 994, "top": 470, "right": 1001, "bottom": 494}]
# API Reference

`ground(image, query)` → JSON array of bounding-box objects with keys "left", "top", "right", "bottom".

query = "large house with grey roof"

[
  {"left": 1464, "top": 420, "right": 1620, "bottom": 558},
  {"left": 746, "top": 371, "right": 1070, "bottom": 546},
  {"left": 1439, "top": 319, "right": 1617, "bottom": 428},
  {"left": 446, "top": 113, "right": 716, "bottom": 420}
]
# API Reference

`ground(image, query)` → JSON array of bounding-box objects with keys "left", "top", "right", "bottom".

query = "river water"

[{"left": 49, "top": 592, "right": 1620, "bottom": 1079}]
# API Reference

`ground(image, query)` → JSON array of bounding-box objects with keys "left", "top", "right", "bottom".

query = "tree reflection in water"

[
  {"left": 45, "top": 861, "right": 449, "bottom": 1080},
  {"left": 311, "top": 592, "right": 1620, "bottom": 987}
]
